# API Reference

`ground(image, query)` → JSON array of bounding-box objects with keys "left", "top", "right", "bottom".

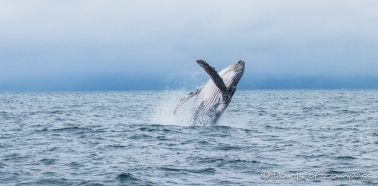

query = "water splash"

[
  {"left": 150, "top": 67, "right": 208, "bottom": 126},
  {"left": 149, "top": 90, "right": 193, "bottom": 126}
]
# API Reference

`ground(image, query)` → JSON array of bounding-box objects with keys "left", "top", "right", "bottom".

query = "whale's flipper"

[
  {"left": 196, "top": 60, "right": 227, "bottom": 93},
  {"left": 174, "top": 87, "right": 203, "bottom": 115}
]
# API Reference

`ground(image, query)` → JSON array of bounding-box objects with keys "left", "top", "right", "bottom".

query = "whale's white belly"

[{"left": 189, "top": 81, "right": 228, "bottom": 126}]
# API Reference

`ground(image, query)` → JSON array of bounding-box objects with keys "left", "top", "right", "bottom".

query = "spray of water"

[{"left": 150, "top": 67, "right": 208, "bottom": 126}]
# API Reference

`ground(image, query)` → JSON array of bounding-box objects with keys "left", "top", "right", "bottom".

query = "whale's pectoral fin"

[
  {"left": 174, "top": 87, "right": 203, "bottom": 115},
  {"left": 196, "top": 59, "right": 228, "bottom": 93}
]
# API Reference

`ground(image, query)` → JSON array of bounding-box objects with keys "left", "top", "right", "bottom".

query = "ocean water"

[{"left": 1, "top": 90, "right": 377, "bottom": 186}]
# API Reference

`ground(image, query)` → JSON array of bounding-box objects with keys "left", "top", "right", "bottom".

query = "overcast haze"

[{"left": 1, "top": 0, "right": 378, "bottom": 91}]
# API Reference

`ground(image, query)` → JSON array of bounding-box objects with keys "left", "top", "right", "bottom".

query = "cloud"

[{"left": 1, "top": 0, "right": 378, "bottom": 82}]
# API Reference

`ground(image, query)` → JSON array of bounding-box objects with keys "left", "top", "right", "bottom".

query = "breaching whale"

[{"left": 174, "top": 59, "right": 245, "bottom": 126}]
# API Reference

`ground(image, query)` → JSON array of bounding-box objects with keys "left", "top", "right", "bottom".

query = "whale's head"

[{"left": 219, "top": 60, "right": 245, "bottom": 87}]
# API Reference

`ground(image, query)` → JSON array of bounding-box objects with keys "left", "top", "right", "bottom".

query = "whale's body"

[{"left": 174, "top": 60, "right": 245, "bottom": 126}]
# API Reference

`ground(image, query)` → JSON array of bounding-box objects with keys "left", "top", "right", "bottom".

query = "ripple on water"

[
  {"left": 40, "top": 158, "right": 58, "bottom": 165},
  {"left": 160, "top": 167, "right": 216, "bottom": 175},
  {"left": 116, "top": 173, "right": 154, "bottom": 186}
]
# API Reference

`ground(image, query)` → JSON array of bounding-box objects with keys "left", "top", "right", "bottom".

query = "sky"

[{"left": 1, "top": 0, "right": 378, "bottom": 91}]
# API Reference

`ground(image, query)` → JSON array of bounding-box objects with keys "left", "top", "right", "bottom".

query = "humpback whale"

[{"left": 174, "top": 59, "right": 245, "bottom": 126}]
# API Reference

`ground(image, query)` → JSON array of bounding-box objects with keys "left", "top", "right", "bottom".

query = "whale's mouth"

[
  {"left": 232, "top": 61, "right": 245, "bottom": 70},
  {"left": 232, "top": 63, "right": 239, "bottom": 70}
]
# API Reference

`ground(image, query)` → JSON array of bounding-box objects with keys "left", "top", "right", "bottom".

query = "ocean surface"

[{"left": 1, "top": 90, "right": 377, "bottom": 186}]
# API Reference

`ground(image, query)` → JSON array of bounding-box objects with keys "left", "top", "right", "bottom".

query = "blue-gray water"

[{"left": 1, "top": 90, "right": 377, "bottom": 185}]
